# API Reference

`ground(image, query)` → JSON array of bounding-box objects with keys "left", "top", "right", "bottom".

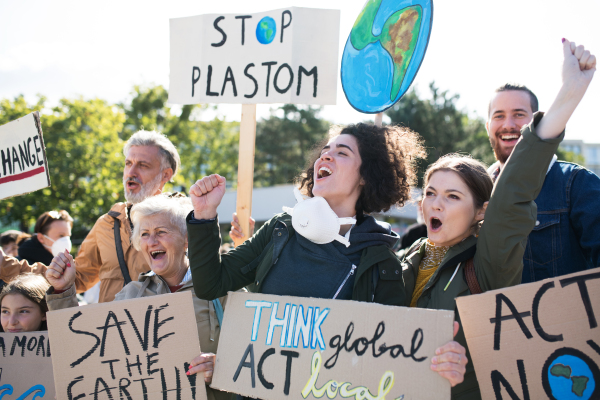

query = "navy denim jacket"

[{"left": 516, "top": 161, "right": 600, "bottom": 283}]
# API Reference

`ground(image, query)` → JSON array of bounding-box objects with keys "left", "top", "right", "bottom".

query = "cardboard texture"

[
  {"left": 211, "top": 292, "right": 454, "bottom": 400},
  {"left": 456, "top": 267, "right": 600, "bottom": 400},
  {"left": 0, "top": 331, "right": 55, "bottom": 399},
  {"left": 169, "top": 7, "right": 340, "bottom": 105},
  {"left": 46, "top": 291, "right": 207, "bottom": 400},
  {"left": 0, "top": 112, "right": 50, "bottom": 200}
]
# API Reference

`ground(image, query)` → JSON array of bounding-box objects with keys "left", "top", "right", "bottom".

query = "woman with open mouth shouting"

[
  {"left": 187, "top": 122, "right": 473, "bottom": 389},
  {"left": 44, "top": 194, "right": 234, "bottom": 400},
  {"left": 401, "top": 39, "right": 596, "bottom": 400}
]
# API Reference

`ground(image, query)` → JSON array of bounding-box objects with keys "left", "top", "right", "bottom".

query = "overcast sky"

[{"left": 1, "top": 0, "right": 598, "bottom": 142}]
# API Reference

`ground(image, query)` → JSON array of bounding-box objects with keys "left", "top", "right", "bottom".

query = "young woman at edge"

[
  {"left": 187, "top": 125, "right": 470, "bottom": 386},
  {"left": 402, "top": 39, "right": 596, "bottom": 400}
]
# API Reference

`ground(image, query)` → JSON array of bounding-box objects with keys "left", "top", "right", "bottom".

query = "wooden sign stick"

[
  {"left": 233, "top": 104, "right": 257, "bottom": 247},
  {"left": 374, "top": 112, "right": 383, "bottom": 127}
]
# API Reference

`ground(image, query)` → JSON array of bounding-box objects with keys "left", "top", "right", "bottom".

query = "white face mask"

[
  {"left": 283, "top": 188, "right": 356, "bottom": 247},
  {"left": 43, "top": 235, "right": 72, "bottom": 257}
]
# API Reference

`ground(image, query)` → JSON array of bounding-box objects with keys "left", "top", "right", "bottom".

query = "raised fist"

[
  {"left": 562, "top": 39, "right": 596, "bottom": 93},
  {"left": 45, "top": 250, "right": 76, "bottom": 292},
  {"left": 189, "top": 174, "right": 227, "bottom": 220}
]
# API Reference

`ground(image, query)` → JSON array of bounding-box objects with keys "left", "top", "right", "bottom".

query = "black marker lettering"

[
  {"left": 125, "top": 306, "right": 152, "bottom": 352},
  {"left": 10, "top": 335, "right": 26, "bottom": 357},
  {"left": 153, "top": 303, "right": 175, "bottom": 348},
  {"left": 184, "top": 362, "right": 198, "bottom": 400},
  {"left": 36, "top": 334, "right": 46, "bottom": 357},
  {"left": 490, "top": 294, "right": 532, "bottom": 351},
  {"left": 1, "top": 148, "right": 12, "bottom": 176},
  {"left": 160, "top": 367, "right": 182, "bottom": 400},
  {"left": 12, "top": 147, "right": 22, "bottom": 172},
  {"left": 211, "top": 16, "right": 227, "bottom": 47},
  {"left": 280, "top": 10, "right": 292, "bottom": 43},
  {"left": 192, "top": 67, "right": 201, "bottom": 97},
  {"left": 262, "top": 61, "right": 277, "bottom": 97},
  {"left": 233, "top": 343, "right": 256, "bottom": 388},
  {"left": 27, "top": 137, "right": 36, "bottom": 165},
  {"left": 88, "top": 377, "right": 116, "bottom": 400},
  {"left": 560, "top": 271, "right": 600, "bottom": 329},
  {"left": 133, "top": 377, "right": 154, "bottom": 400},
  {"left": 0, "top": 337, "right": 5, "bottom": 357},
  {"left": 532, "top": 282, "right": 563, "bottom": 343},
  {"left": 101, "top": 359, "right": 120, "bottom": 380},
  {"left": 257, "top": 348, "right": 275, "bottom": 390},
  {"left": 19, "top": 142, "right": 30, "bottom": 169},
  {"left": 281, "top": 350, "right": 299, "bottom": 395},
  {"left": 221, "top": 66, "right": 238, "bottom": 96},
  {"left": 67, "top": 375, "right": 86, "bottom": 400},
  {"left": 27, "top": 336, "right": 37, "bottom": 352},
  {"left": 147, "top": 352, "right": 160, "bottom": 375},
  {"left": 244, "top": 63, "right": 258, "bottom": 98},
  {"left": 491, "top": 359, "right": 530, "bottom": 400},
  {"left": 119, "top": 378, "right": 132, "bottom": 400},
  {"left": 126, "top": 355, "right": 143, "bottom": 377},
  {"left": 33, "top": 136, "right": 43, "bottom": 166},
  {"left": 235, "top": 15, "right": 252, "bottom": 45},
  {"left": 206, "top": 66, "right": 219, "bottom": 97},
  {"left": 96, "top": 310, "right": 130, "bottom": 357},
  {"left": 274, "top": 63, "right": 294, "bottom": 94},
  {"left": 297, "top": 66, "right": 318, "bottom": 97}
]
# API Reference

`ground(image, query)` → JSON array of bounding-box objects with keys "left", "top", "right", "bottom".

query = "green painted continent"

[
  {"left": 550, "top": 364, "right": 572, "bottom": 379},
  {"left": 571, "top": 376, "right": 589, "bottom": 397}
]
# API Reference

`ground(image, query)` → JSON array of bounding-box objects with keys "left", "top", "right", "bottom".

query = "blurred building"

[{"left": 561, "top": 140, "right": 600, "bottom": 176}]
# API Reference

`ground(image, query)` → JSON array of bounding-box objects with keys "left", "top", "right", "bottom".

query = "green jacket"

[
  {"left": 401, "top": 113, "right": 564, "bottom": 400},
  {"left": 187, "top": 213, "right": 406, "bottom": 306}
]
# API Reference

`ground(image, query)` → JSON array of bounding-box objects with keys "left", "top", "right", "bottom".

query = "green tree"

[
  {"left": 386, "top": 82, "right": 495, "bottom": 186},
  {"left": 254, "top": 104, "right": 330, "bottom": 187},
  {"left": 0, "top": 95, "right": 125, "bottom": 237},
  {"left": 120, "top": 85, "right": 240, "bottom": 189}
]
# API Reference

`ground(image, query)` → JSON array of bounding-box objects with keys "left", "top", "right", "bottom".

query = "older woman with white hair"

[{"left": 45, "top": 194, "right": 232, "bottom": 400}]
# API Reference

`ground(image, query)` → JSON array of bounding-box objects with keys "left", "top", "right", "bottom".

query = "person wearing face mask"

[
  {"left": 18, "top": 210, "right": 73, "bottom": 266},
  {"left": 400, "top": 40, "right": 595, "bottom": 400},
  {"left": 186, "top": 124, "right": 472, "bottom": 390}
]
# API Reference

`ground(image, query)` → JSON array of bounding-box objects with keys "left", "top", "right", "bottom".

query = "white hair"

[
  {"left": 123, "top": 130, "right": 181, "bottom": 179},
  {"left": 130, "top": 195, "right": 193, "bottom": 251}
]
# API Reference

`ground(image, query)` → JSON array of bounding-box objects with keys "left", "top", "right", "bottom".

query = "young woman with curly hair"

[{"left": 186, "top": 122, "right": 470, "bottom": 387}]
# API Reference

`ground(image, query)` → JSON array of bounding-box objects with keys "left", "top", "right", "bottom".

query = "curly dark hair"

[{"left": 296, "top": 123, "right": 425, "bottom": 215}]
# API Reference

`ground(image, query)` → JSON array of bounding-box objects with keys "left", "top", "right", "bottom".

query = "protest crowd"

[{"left": 0, "top": 12, "right": 598, "bottom": 400}]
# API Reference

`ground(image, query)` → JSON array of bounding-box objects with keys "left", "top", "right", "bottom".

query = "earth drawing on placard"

[
  {"left": 341, "top": 0, "right": 433, "bottom": 113},
  {"left": 256, "top": 16, "right": 277, "bottom": 45},
  {"left": 543, "top": 348, "right": 599, "bottom": 400}
]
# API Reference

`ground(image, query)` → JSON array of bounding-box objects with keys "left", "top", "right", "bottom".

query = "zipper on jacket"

[{"left": 333, "top": 264, "right": 357, "bottom": 300}]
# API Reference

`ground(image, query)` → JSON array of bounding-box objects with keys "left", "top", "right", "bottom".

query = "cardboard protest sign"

[
  {"left": 211, "top": 292, "right": 454, "bottom": 400},
  {"left": 0, "top": 112, "right": 50, "bottom": 200},
  {"left": 341, "top": 0, "right": 433, "bottom": 114},
  {"left": 0, "top": 331, "right": 55, "bottom": 399},
  {"left": 169, "top": 7, "right": 340, "bottom": 105},
  {"left": 456, "top": 268, "right": 600, "bottom": 400},
  {"left": 47, "top": 291, "right": 207, "bottom": 400}
]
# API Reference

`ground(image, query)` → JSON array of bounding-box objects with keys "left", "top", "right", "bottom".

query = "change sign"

[
  {"left": 169, "top": 7, "right": 340, "bottom": 105},
  {"left": 0, "top": 331, "right": 55, "bottom": 399},
  {"left": 0, "top": 112, "right": 50, "bottom": 200},
  {"left": 211, "top": 292, "right": 454, "bottom": 400},
  {"left": 47, "top": 291, "right": 207, "bottom": 400},
  {"left": 457, "top": 268, "right": 600, "bottom": 400}
]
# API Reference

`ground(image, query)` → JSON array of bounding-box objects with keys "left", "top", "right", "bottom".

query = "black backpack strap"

[{"left": 108, "top": 211, "right": 132, "bottom": 286}]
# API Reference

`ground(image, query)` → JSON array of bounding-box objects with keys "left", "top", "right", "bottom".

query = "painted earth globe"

[{"left": 256, "top": 16, "right": 276, "bottom": 45}]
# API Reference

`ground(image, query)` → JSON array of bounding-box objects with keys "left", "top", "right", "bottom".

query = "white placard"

[
  {"left": 169, "top": 7, "right": 340, "bottom": 105},
  {"left": 0, "top": 112, "right": 50, "bottom": 200}
]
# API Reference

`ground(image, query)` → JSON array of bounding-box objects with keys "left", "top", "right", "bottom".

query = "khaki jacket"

[
  {"left": 1, "top": 202, "right": 148, "bottom": 303},
  {"left": 47, "top": 270, "right": 232, "bottom": 400},
  {"left": 73, "top": 202, "right": 149, "bottom": 302}
]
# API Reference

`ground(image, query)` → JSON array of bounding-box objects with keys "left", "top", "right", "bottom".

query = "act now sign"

[
  {"left": 0, "top": 112, "right": 50, "bottom": 200},
  {"left": 168, "top": 7, "right": 340, "bottom": 105}
]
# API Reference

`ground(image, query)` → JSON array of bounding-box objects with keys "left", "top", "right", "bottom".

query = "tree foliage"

[
  {"left": 254, "top": 104, "right": 330, "bottom": 187},
  {"left": 386, "top": 82, "right": 495, "bottom": 186}
]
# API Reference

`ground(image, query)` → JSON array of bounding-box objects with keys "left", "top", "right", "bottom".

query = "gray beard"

[{"left": 123, "top": 173, "right": 163, "bottom": 204}]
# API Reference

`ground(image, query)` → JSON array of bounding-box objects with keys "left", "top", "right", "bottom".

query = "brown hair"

[
  {"left": 0, "top": 274, "right": 50, "bottom": 331},
  {"left": 489, "top": 83, "right": 539, "bottom": 117},
  {"left": 34, "top": 210, "right": 73, "bottom": 235},
  {"left": 423, "top": 154, "right": 493, "bottom": 232},
  {"left": 296, "top": 123, "right": 425, "bottom": 215}
]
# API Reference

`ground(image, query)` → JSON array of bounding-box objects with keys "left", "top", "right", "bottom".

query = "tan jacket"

[
  {"left": 72, "top": 202, "right": 149, "bottom": 302},
  {"left": 47, "top": 270, "right": 233, "bottom": 400},
  {"left": 1, "top": 202, "right": 148, "bottom": 303}
]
